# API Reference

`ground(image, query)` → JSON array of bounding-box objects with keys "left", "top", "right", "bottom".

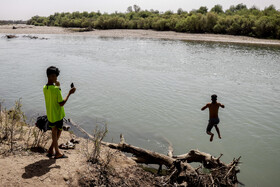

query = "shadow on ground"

[{"left": 22, "top": 158, "right": 60, "bottom": 179}]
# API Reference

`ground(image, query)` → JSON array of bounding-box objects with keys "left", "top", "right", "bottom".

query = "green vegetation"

[
  {"left": 27, "top": 4, "right": 280, "bottom": 39},
  {"left": 0, "top": 20, "right": 27, "bottom": 25}
]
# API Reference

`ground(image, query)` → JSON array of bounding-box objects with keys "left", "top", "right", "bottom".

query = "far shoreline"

[{"left": 1, "top": 24, "right": 280, "bottom": 47}]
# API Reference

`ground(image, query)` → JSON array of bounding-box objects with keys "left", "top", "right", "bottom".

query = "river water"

[{"left": 0, "top": 34, "right": 280, "bottom": 186}]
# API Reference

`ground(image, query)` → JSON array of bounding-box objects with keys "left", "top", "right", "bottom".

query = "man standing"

[
  {"left": 201, "top": 94, "right": 224, "bottom": 142},
  {"left": 43, "top": 66, "right": 76, "bottom": 158}
]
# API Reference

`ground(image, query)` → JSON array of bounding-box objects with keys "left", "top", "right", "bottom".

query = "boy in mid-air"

[
  {"left": 43, "top": 66, "right": 76, "bottom": 159},
  {"left": 201, "top": 94, "right": 224, "bottom": 142}
]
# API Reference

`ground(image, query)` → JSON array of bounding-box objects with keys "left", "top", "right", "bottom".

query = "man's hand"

[
  {"left": 59, "top": 87, "right": 76, "bottom": 107},
  {"left": 69, "top": 87, "right": 76, "bottom": 95},
  {"left": 55, "top": 81, "right": 60, "bottom": 87},
  {"left": 201, "top": 104, "right": 209, "bottom": 111}
]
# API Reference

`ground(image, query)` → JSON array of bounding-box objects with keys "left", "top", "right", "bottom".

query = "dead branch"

[
  {"left": 102, "top": 141, "right": 175, "bottom": 168},
  {"left": 69, "top": 119, "right": 242, "bottom": 186},
  {"left": 173, "top": 149, "right": 226, "bottom": 169}
]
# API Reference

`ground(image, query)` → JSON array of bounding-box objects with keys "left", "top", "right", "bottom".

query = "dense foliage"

[
  {"left": 27, "top": 4, "right": 280, "bottom": 39},
  {"left": 0, "top": 20, "right": 26, "bottom": 25}
]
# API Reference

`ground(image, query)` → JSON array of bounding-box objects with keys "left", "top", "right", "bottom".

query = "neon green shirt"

[{"left": 43, "top": 85, "right": 65, "bottom": 123}]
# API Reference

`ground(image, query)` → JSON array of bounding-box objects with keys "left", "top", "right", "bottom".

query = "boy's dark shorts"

[
  {"left": 206, "top": 118, "right": 220, "bottom": 132},
  {"left": 48, "top": 119, "right": 63, "bottom": 131}
]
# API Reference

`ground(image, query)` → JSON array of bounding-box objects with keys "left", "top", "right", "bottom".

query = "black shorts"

[
  {"left": 206, "top": 118, "right": 220, "bottom": 132},
  {"left": 48, "top": 119, "right": 63, "bottom": 130}
]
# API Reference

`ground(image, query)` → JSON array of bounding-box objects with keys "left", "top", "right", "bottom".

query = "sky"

[{"left": 0, "top": 0, "right": 279, "bottom": 20}]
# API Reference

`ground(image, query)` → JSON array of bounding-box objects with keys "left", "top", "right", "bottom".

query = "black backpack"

[{"left": 35, "top": 115, "right": 51, "bottom": 132}]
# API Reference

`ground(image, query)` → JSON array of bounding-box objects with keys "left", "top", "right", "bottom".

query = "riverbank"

[
  {"left": 1, "top": 24, "right": 280, "bottom": 46},
  {"left": 0, "top": 109, "right": 161, "bottom": 186},
  {"left": 0, "top": 107, "right": 241, "bottom": 186}
]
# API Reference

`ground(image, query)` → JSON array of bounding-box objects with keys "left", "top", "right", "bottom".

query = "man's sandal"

[
  {"left": 55, "top": 154, "right": 68, "bottom": 159},
  {"left": 46, "top": 153, "right": 54, "bottom": 158}
]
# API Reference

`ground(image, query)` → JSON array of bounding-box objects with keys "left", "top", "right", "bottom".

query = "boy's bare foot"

[
  {"left": 219, "top": 135, "right": 222, "bottom": 139},
  {"left": 210, "top": 134, "right": 214, "bottom": 142}
]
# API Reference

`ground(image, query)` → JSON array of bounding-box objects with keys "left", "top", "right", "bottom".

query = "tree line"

[
  {"left": 0, "top": 20, "right": 27, "bottom": 25},
  {"left": 27, "top": 4, "right": 280, "bottom": 39}
]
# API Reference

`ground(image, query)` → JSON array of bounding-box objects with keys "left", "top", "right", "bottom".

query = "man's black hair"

[
  {"left": 211, "top": 94, "right": 217, "bottom": 101},
  {"left": 46, "top": 66, "right": 60, "bottom": 77}
]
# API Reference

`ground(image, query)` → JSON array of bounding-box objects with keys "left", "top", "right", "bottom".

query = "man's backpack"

[{"left": 35, "top": 115, "right": 51, "bottom": 132}]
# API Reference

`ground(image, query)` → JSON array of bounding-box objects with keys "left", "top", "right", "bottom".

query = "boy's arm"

[
  {"left": 59, "top": 87, "right": 76, "bottom": 106},
  {"left": 219, "top": 103, "right": 225, "bottom": 108},
  {"left": 201, "top": 104, "right": 209, "bottom": 111}
]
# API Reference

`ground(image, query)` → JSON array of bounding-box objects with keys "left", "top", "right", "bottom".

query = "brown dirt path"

[{"left": 0, "top": 144, "right": 86, "bottom": 186}]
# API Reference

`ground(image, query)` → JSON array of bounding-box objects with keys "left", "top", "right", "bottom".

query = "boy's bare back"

[
  {"left": 201, "top": 94, "right": 225, "bottom": 141},
  {"left": 203, "top": 102, "right": 225, "bottom": 119}
]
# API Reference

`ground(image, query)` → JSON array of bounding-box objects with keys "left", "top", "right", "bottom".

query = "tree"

[
  {"left": 133, "top": 5, "right": 141, "bottom": 13},
  {"left": 127, "top": 6, "right": 133, "bottom": 13},
  {"left": 185, "top": 14, "right": 201, "bottom": 32},
  {"left": 197, "top": 6, "right": 208, "bottom": 14},
  {"left": 175, "top": 18, "right": 188, "bottom": 32},
  {"left": 82, "top": 11, "right": 89, "bottom": 18},
  {"left": 236, "top": 3, "right": 247, "bottom": 11},
  {"left": 177, "top": 8, "right": 184, "bottom": 15},
  {"left": 264, "top": 5, "right": 277, "bottom": 16},
  {"left": 138, "top": 11, "right": 150, "bottom": 18},
  {"left": 265, "top": 4, "right": 276, "bottom": 11},
  {"left": 253, "top": 16, "right": 276, "bottom": 38},
  {"left": 211, "top": 4, "right": 223, "bottom": 14},
  {"left": 206, "top": 12, "right": 218, "bottom": 32},
  {"left": 164, "top": 10, "right": 173, "bottom": 16}
]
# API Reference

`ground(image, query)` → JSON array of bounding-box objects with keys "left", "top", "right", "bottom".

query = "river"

[{"left": 0, "top": 34, "right": 280, "bottom": 186}]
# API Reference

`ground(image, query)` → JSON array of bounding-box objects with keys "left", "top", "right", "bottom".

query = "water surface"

[{"left": 0, "top": 34, "right": 280, "bottom": 186}]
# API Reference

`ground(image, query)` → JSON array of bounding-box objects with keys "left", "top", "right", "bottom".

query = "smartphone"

[{"left": 71, "top": 83, "right": 74, "bottom": 88}]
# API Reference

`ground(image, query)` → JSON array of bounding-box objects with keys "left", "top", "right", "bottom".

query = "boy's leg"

[
  {"left": 48, "top": 126, "right": 54, "bottom": 154},
  {"left": 51, "top": 126, "right": 62, "bottom": 156},
  {"left": 207, "top": 131, "right": 214, "bottom": 142},
  {"left": 57, "top": 129, "right": 62, "bottom": 140},
  {"left": 56, "top": 120, "right": 63, "bottom": 141},
  {"left": 48, "top": 129, "right": 62, "bottom": 154},
  {"left": 48, "top": 143, "right": 54, "bottom": 154},
  {"left": 214, "top": 125, "right": 221, "bottom": 139},
  {"left": 49, "top": 129, "right": 62, "bottom": 153},
  {"left": 206, "top": 122, "right": 214, "bottom": 142}
]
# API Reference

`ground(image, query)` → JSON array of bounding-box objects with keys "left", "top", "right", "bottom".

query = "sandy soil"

[
  {"left": 1, "top": 24, "right": 280, "bottom": 46},
  {"left": 0, "top": 124, "right": 153, "bottom": 187}
]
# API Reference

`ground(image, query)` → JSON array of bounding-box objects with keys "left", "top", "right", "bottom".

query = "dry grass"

[
  {"left": 85, "top": 123, "right": 108, "bottom": 164},
  {"left": 0, "top": 99, "right": 52, "bottom": 156}
]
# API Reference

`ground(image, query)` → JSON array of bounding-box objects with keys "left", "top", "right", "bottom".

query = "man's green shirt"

[{"left": 43, "top": 85, "right": 65, "bottom": 123}]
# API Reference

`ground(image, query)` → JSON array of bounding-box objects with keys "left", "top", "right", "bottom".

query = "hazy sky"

[{"left": 1, "top": 0, "right": 279, "bottom": 20}]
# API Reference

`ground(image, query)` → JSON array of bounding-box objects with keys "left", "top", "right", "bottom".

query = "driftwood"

[
  {"left": 103, "top": 140, "right": 241, "bottom": 186},
  {"left": 6, "top": 35, "right": 17, "bottom": 39},
  {"left": 68, "top": 118, "right": 242, "bottom": 186}
]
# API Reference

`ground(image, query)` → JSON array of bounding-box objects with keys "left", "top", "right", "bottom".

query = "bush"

[
  {"left": 26, "top": 4, "right": 280, "bottom": 39},
  {"left": 206, "top": 12, "right": 218, "bottom": 32},
  {"left": 253, "top": 16, "right": 276, "bottom": 38}
]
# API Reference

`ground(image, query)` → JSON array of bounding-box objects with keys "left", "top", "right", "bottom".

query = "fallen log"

[
  {"left": 102, "top": 136, "right": 241, "bottom": 186},
  {"left": 68, "top": 119, "right": 242, "bottom": 186},
  {"left": 67, "top": 118, "right": 94, "bottom": 139}
]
